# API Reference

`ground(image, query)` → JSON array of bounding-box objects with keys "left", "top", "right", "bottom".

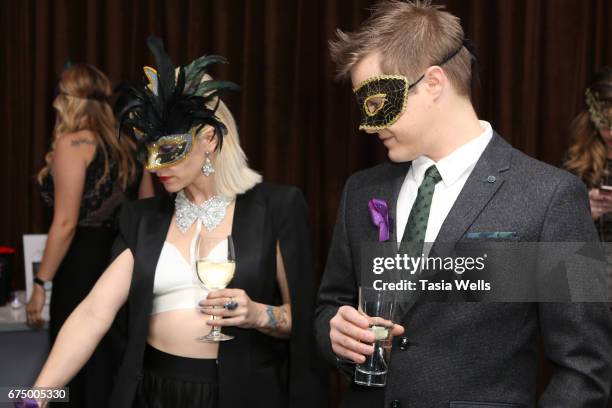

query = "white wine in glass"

[
  {"left": 195, "top": 234, "right": 236, "bottom": 342},
  {"left": 196, "top": 260, "right": 235, "bottom": 290}
]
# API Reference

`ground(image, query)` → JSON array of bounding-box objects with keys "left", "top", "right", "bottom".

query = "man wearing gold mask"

[{"left": 316, "top": 1, "right": 612, "bottom": 407}]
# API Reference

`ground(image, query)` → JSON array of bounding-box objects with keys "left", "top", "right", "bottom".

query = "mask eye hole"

[
  {"left": 159, "top": 144, "right": 179, "bottom": 155},
  {"left": 364, "top": 94, "right": 387, "bottom": 117}
]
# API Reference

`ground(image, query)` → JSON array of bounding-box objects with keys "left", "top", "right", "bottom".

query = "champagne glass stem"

[{"left": 209, "top": 307, "right": 221, "bottom": 337}]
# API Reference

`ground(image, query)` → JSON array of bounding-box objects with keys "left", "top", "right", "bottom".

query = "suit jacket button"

[
  {"left": 399, "top": 336, "right": 409, "bottom": 351},
  {"left": 390, "top": 400, "right": 401, "bottom": 408}
]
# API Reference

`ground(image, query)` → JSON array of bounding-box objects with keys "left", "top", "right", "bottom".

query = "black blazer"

[{"left": 107, "top": 183, "right": 323, "bottom": 407}]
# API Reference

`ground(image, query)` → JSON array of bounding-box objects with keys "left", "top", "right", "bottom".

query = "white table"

[{"left": 0, "top": 291, "right": 48, "bottom": 332}]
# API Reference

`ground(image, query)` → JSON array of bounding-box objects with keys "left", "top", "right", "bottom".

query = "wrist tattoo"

[
  {"left": 265, "top": 305, "right": 288, "bottom": 329},
  {"left": 70, "top": 139, "right": 96, "bottom": 147},
  {"left": 266, "top": 305, "right": 278, "bottom": 328}
]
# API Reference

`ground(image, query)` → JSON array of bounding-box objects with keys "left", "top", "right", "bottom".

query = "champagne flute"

[
  {"left": 354, "top": 286, "right": 396, "bottom": 387},
  {"left": 195, "top": 234, "right": 236, "bottom": 342}
]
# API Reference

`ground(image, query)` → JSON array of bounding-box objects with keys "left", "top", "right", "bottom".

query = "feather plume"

[{"left": 115, "top": 36, "right": 239, "bottom": 158}]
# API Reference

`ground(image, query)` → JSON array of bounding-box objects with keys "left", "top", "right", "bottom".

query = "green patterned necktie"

[{"left": 401, "top": 165, "right": 443, "bottom": 250}]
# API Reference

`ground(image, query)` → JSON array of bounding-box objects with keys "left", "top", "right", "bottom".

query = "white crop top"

[{"left": 152, "top": 233, "right": 228, "bottom": 315}]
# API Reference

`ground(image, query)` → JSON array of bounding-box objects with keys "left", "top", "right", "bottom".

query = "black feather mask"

[{"left": 115, "top": 36, "right": 240, "bottom": 170}]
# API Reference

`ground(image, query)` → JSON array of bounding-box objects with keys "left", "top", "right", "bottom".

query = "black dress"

[
  {"left": 107, "top": 184, "right": 324, "bottom": 408},
  {"left": 40, "top": 144, "right": 141, "bottom": 408}
]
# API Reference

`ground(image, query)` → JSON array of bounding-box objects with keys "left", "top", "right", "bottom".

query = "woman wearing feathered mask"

[{"left": 25, "top": 37, "right": 322, "bottom": 408}]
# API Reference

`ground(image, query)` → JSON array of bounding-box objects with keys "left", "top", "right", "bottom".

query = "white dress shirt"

[{"left": 396, "top": 120, "right": 493, "bottom": 245}]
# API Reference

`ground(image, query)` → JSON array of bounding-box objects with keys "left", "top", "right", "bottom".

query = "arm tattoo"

[
  {"left": 265, "top": 305, "right": 288, "bottom": 329},
  {"left": 266, "top": 305, "right": 279, "bottom": 328},
  {"left": 70, "top": 139, "right": 96, "bottom": 147}
]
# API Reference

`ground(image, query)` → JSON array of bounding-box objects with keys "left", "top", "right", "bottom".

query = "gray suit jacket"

[{"left": 315, "top": 133, "right": 612, "bottom": 408}]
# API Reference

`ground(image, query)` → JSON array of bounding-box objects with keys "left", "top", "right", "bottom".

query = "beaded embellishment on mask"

[
  {"left": 585, "top": 88, "right": 612, "bottom": 131},
  {"left": 174, "top": 190, "right": 232, "bottom": 233}
]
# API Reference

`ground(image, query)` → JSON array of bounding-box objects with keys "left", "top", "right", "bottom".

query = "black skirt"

[{"left": 134, "top": 344, "right": 219, "bottom": 408}]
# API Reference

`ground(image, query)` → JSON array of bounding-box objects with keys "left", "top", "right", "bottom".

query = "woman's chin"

[{"left": 162, "top": 183, "right": 182, "bottom": 194}]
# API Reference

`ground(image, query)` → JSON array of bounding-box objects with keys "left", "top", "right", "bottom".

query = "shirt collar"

[{"left": 410, "top": 120, "right": 493, "bottom": 187}]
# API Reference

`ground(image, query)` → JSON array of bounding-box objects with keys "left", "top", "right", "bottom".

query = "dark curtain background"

[{"left": 1, "top": 0, "right": 611, "bottom": 405}]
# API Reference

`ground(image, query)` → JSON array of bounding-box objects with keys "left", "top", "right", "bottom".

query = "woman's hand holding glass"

[
  {"left": 199, "top": 288, "right": 267, "bottom": 329},
  {"left": 589, "top": 188, "right": 612, "bottom": 219}
]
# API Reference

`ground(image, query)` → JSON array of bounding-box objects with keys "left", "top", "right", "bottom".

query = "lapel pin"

[{"left": 486, "top": 175, "right": 496, "bottom": 183}]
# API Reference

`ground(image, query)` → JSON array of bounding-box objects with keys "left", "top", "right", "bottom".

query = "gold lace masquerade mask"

[
  {"left": 353, "top": 75, "right": 412, "bottom": 131},
  {"left": 352, "top": 39, "right": 475, "bottom": 131}
]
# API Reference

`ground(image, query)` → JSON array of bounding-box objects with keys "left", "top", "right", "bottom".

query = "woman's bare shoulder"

[
  {"left": 55, "top": 130, "right": 98, "bottom": 149},
  {"left": 53, "top": 130, "right": 97, "bottom": 166}
]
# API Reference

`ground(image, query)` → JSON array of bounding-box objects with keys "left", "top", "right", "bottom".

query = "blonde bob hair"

[{"left": 203, "top": 90, "right": 261, "bottom": 198}]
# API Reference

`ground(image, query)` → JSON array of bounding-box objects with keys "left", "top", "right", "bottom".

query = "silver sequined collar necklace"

[{"left": 174, "top": 190, "right": 232, "bottom": 233}]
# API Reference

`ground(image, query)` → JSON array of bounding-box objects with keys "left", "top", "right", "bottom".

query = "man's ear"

[{"left": 423, "top": 66, "right": 446, "bottom": 99}]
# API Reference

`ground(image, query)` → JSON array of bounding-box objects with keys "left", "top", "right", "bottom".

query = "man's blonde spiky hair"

[{"left": 330, "top": 0, "right": 473, "bottom": 97}]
